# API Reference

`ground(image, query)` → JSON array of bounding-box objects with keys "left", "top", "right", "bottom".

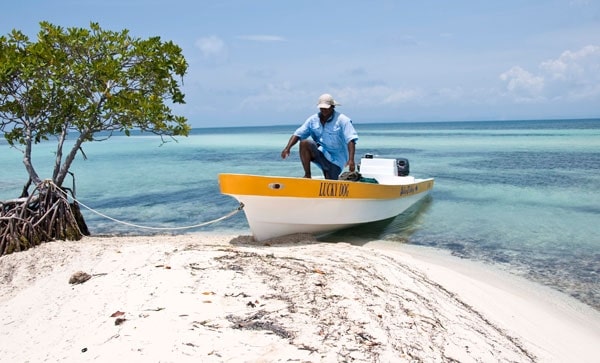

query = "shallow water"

[{"left": 1, "top": 119, "right": 599, "bottom": 310}]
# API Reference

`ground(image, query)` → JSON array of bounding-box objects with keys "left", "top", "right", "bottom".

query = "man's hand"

[
  {"left": 346, "top": 160, "right": 356, "bottom": 172},
  {"left": 346, "top": 139, "right": 356, "bottom": 171},
  {"left": 282, "top": 135, "right": 300, "bottom": 159}
]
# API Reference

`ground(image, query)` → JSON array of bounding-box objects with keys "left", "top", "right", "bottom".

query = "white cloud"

[
  {"left": 540, "top": 45, "right": 600, "bottom": 81},
  {"left": 540, "top": 45, "right": 600, "bottom": 101},
  {"left": 500, "top": 45, "right": 600, "bottom": 103},
  {"left": 499, "top": 66, "right": 544, "bottom": 101},
  {"left": 195, "top": 35, "right": 228, "bottom": 61}
]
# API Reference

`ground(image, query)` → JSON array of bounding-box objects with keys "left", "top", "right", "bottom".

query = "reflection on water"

[{"left": 322, "top": 195, "right": 434, "bottom": 244}]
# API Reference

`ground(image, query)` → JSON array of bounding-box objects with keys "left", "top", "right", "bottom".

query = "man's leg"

[
  {"left": 299, "top": 139, "right": 342, "bottom": 180},
  {"left": 299, "top": 139, "right": 317, "bottom": 178},
  {"left": 322, "top": 163, "right": 342, "bottom": 180}
]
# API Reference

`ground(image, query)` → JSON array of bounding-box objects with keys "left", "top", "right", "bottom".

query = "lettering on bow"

[
  {"left": 318, "top": 182, "right": 350, "bottom": 197},
  {"left": 400, "top": 185, "right": 417, "bottom": 196}
]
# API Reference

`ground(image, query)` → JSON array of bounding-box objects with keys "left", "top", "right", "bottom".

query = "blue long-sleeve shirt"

[{"left": 293, "top": 110, "right": 358, "bottom": 170}]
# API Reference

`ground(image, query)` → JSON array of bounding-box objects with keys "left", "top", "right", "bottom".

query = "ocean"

[{"left": 1, "top": 119, "right": 599, "bottom": 310}]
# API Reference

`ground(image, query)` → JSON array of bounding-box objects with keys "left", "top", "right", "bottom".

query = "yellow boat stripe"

[{"left": 218, "top": 173, "right": 434, "bottom": 200}]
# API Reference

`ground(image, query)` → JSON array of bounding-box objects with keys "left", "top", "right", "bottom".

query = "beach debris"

[
  {"left": 68, "top": 271, "right": 91, "bottom": 284},
  {"left": 194, "top": 320, "right": 220, "bottom": 330},
  {"left": 227, "top": 311, "right": 292, "bottom": 339},
  {"left": 225, "top": 292, "right": 250, "bottom": 298},
  {"left": 207, "top": 350, "right": 222, "bottom": 357},
  {"left": 188, "top": 262, "right": 204, "bottom": 270},
  {"left": 357, "top": 332, "right": 380, "bottom": 346},
  {"left": 114, "top": 318, "right": 127, "bottom": 326},
  {"left": 111, "top": 311, "right": 127, "bottom": 325}
]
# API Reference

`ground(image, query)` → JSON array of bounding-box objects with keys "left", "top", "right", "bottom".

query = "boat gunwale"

[{"left": 218, "top": 173, "right": 434, "bottom": 200}]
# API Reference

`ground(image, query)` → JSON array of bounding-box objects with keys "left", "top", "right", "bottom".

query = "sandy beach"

[{"left": 1, "top": 233, "right": 598, "bottom": 362}]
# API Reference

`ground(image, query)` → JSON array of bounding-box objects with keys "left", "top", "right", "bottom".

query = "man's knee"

[
  {"left": 299, "top": 139, "right": 315, "bottom": 150},
  {"left": 299, "top": 140, "right": 317, "bottom": 156}
]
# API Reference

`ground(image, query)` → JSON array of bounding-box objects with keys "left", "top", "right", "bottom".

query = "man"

[{"left": 281, "top": 93, "right": 358, "bottom": 180}]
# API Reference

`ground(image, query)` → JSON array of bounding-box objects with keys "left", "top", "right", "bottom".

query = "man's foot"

[{"left": 303, "top": 174, "right": 311, "bottom": 178}]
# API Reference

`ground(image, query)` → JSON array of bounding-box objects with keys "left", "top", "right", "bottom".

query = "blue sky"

[{"left": 2, "top": 0, "right": 600, "bottom": 127}]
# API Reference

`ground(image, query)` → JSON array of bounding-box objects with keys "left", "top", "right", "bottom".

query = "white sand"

[{"left": 0, "top": 233, "right": 598, "bottom": 362}]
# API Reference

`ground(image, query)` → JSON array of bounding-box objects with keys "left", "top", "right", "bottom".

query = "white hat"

[{"left": 317, "top": 93, "right": 340, "bottom": 108}]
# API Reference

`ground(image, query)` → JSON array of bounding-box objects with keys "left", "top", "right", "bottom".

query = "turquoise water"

[{"left": 1, "top": 119, "right": 599, "bottom": 310}]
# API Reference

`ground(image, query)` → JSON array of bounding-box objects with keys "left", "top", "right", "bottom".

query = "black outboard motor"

[{"left": 396, "top": 158, "right": 410, "bottom": 176}]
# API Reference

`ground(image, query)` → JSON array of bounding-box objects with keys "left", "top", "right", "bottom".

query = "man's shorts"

[{"left": 306, "top": 140, "right": 342, "bottom": 180}]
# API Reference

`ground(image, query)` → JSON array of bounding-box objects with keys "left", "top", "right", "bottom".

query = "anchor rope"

[{"left": 65, "top": 191, "right": 244, "bottom": 231}]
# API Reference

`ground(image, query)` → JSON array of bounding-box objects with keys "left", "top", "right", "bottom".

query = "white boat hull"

[{"left": 235, "top": 192, "right": 429, "bottom": 240}]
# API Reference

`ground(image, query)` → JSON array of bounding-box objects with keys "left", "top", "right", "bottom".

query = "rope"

[{"left": 70, "top": 196, "right": 244, "bottom": 231}]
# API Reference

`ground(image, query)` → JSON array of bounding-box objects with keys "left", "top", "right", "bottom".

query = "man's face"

[{"left": 319, "top": 107, "right": 333, "bottom": 118}]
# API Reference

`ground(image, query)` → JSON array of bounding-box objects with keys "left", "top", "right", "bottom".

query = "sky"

[{"left": 2, "top": 0, "right": 600, "bottom": 128}]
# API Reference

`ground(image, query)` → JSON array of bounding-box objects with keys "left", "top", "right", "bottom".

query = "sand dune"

[{"left": 1, "top": 233, "right": 598, "bottom": 362}]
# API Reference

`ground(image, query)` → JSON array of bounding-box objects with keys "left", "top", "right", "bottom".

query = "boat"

[{"left": 218, "top": 154, "right": 434, "bottom": 241}]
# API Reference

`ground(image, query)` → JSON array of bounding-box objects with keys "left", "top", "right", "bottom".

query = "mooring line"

[{"left": 70, "top": 196, "right": 244, "bottom": 231}]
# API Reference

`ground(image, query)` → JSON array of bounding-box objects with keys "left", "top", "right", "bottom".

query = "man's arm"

[
  {"left": 346, "top": 139, "right": 356, "bottom": 171},
  {"left": 281, "top": 135, "right": 300, "bottom": 159}
]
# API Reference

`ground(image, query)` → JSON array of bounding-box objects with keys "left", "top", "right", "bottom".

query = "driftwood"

[{"left": 0, "top": 180, "right": 89, "bottom": 256}]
